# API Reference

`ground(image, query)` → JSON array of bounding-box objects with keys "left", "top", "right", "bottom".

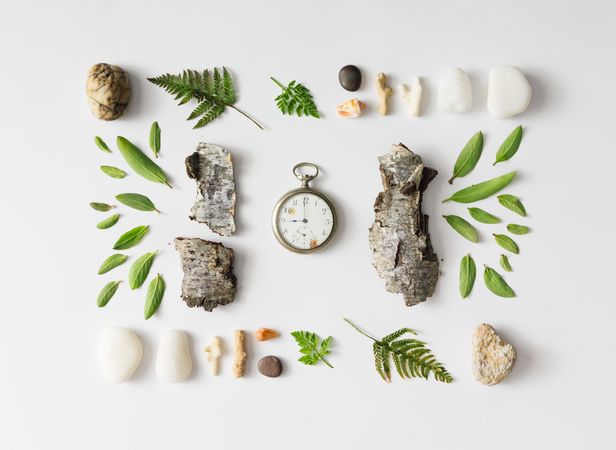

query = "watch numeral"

[{"left": 292, "top": 199, "right": 298, "bottom": 206}]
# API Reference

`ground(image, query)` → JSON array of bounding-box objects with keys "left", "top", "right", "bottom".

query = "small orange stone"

[{"left": 256, "top": 328, "right": 280, "bottom": 341}]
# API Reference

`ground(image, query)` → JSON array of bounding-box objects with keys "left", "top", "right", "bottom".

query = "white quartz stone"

[
  {"left": 99, "top": 327, "right": 142, "bottom": 383},
  {"left": 399, "top": 76, "right": 423, "bottom": 117},
  {"left": 156, "top": 330, "right": 193, "bottom": 382},
  {"left": 487, "top": 66, "right": 532, "bottom": 119},
  {"left": 438, "top": 68, "right": 472, "bottom": 113}
]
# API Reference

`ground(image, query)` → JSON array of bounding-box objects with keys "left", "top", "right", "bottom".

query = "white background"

[{"left": 1, "top": 1, "right": 614, "bottom": 448}]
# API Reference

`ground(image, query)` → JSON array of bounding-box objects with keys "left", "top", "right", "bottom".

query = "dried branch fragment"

[
  {"left": 368, "top": 144, "right": 439, "bottom": 307},
  {"left": 185, "top": 143, "right": 236, "bottom": 236},
  {"left": 174, "top": 237, "right": 237, "bottom": 312},
  {"left": 234, "top": 330, "right": 247, "bottom": 378},
  {"left": 204, "top": 337, "right": 223, "bottom": 376},
  {"left": 376, "top": 72, "right": 393, "bottom": 115}
]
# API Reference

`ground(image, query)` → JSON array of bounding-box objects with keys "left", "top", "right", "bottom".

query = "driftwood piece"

[
  {"left": 185, "top": 143, "right": 236, "bottom": 236},
  {"left": 233, "top": 330, "right": 247, "bottom": 379},
  {"left": 368, "top": 143, "right": 439, "bottom": 307},
  {"left": 174, "top": 237, "right": 237, "bottom": 312}
]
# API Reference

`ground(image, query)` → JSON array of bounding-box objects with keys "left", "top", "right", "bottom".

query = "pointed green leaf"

[
  {"left": 149, "top": 122, "right": 161, "bottom": 158},
  {"left": 483, "top": 266, "right": 515, "bottom": 297},
  {"left": 90, "top": 202, "right": 114, "bottom": 212},
  {"left": 448, "top": 131, "right": 483, "bottom": 184},
  {"left": 95, "top": 136, "right": 111, "bottom": 153},
  {"left": 498, "top": 194, "right": 527, "bottom": 216},
  {"left": 443, "top": 172, "right": 516, "bottom": 203},
  {"left": 468, "top": 207, "right": 500, "bottom": 224},
  {"left": 500, "top": 254, "right": 513, "bottom": 272},
  {"left": 96, "top": 214, "right": 120, "bottom": 229},
  {"left": 494, "top": 125, "right": 523, "bottom": 165},
  {"left": 493, "top": 234, "right": 519, "bottom": 254},
  {"left": 115, "top": 193, "right": 159, "bottom": 212},
  {"left": 144, "top": 274, "right": 165, "bottom": 319},
  {"left": 116, "top": 136, "right": 171, "bottom": 188},
  {"left": 97, "top": 254, "right": 128, "bottom": 275},
  {"left": 443, "top": 215, "right": 479, "bottom": 243},
  {"left": 112, "top": 225, "right": 150, "bottom": 250},
  {"left": 459, "top": 254, "right": 476, "bottom": 299},
  {"left": 507, "top": 223, "right": 530, "bottom": 235},
  {"left": 97, "top": 281, "right": 121, "bottom": 307},
  {"left": 100, "top": 165, "right": 127, "bottom": 179},
  {"left": 128, "top": 251, "right": 158, "bottom": 289}
]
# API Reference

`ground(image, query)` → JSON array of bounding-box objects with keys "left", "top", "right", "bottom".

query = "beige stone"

[
  {"left": 473, "top": 323, "right": 516, "bottom": 386},
  {"left": 86, "top": 63, "right": 130, "bottom": 120}
]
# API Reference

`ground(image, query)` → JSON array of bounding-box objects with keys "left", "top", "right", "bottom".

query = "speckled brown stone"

[{"left": 258, "top": 356, "right": 283, "bottom": 378}]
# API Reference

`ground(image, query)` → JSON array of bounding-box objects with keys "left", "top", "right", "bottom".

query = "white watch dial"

[{"left": 276, "top": 192, "right": 334, "bottom": 250}]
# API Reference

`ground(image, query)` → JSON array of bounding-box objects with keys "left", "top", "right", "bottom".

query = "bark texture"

[
  {"left": 185, "top": 143, "right": 236, "bottom": 236},
  {"left": 368, "top": 143, "right": 439, "bottom": 307},
  {"left": 174, "top": 237, "right": 237, "bottom": 312}
]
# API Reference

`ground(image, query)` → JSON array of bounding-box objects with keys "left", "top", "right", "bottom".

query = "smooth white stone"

[
  {"left": 99, "top": 327, "right": 142, "bottom": 383},
  {"left": 156, "top": 330, "right": 192, "bottom": 382},
  {"left": 438, "top": 68, "right": 472, "bottom": 113},
  {"left": 487, "top": 66, "right": 532, "bottom": 119}
]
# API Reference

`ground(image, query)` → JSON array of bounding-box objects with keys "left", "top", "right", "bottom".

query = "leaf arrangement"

[
  {"left": 148, "top": 67, "right": 263, "bottom": 129},
  {"left": 344, "top": 319, "right": 452, "bottom": 383},
  {"left": 271, "top": 77, "right": 320, "bottom": 118},
  {"left": 291, "top": 331, "right": 333, "bottom": 368}
]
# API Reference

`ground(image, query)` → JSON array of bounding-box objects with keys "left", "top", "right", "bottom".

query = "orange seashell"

[{"left": 336, "top": 98, "right": 365, "bottom": 118}]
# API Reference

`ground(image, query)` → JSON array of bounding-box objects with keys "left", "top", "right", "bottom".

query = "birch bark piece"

[
  {"left": 185, "top": 143, "right": 236, "bottom": 236},
  {"left": 174, "top": 237, "right": 237, "bottom": 312},
  {"left": 368, "top": 144, "right": 439, "bottom": 307}
]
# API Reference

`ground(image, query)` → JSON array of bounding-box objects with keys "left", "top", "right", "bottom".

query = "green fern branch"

[
  {"left": 148, "top": 67, "right": 263, "bottom": 130},
  {"left": 270, "top": 77, "right": 320, "bottom": 118},
  {"left": 344, "top": 318, "right": 453, "bottom": 384}
]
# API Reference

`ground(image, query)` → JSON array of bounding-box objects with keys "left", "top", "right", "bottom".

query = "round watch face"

[{"left": 274, "top": 191, "right": 335, "bottom": 252}]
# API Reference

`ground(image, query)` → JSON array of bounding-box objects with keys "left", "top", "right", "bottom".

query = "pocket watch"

[{"left": 272, "top": 162, "right": 337, "bottom": 254}]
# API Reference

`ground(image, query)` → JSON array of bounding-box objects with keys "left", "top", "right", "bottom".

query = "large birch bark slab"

[
  {"left": 368, "top": 143, "right": 439, "bottom": 307},
  {"left": 174, "top": 237, "right": 237, "bottom": 312},
  {"left": 185, "top": 143, "right": 236, "bottom": 236}
]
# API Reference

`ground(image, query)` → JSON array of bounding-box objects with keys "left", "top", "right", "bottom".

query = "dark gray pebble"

[
  {"left": 339, "top": 65, "right": 362, "bottom": 91},
  {"left": 258, "top": 355, "right": 283, "bottom": 378}
]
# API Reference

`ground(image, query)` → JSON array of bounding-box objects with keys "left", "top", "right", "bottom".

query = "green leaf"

[
  {"left": 494, "top": 125, "right": 523, "bottom": 165},
  {"left": 483, "top": 266, "right": 515, "bottom": 297},
  {"left": 468, "top": 207, "right": 500, "bottom": 224},
  {"left": 90, "top": 202, "right": 114, "bottom": 212},
  {"left": 97, "top": 281, "right": 121, "bottom": 307},
  {"left": 459, "top": 254, "right": 476, "bottom": 299},
  {"left": 291, "top": 330, "right": 334, "bottom": 368},
  {"left": 115, "top": 193, "right": 159, "bottom": 212},
  {"left": 144, "top": 274, "right": 165, "bottom": 319},
  {"left": 500, "top": 254, "right": 513, "bottom": 272},
  {"left": 149, "top": 122, "right": 161, "bottom": 158},
  {"left": 507, "top": 223, "right": 530, "bottom": 235},
  {"left": 112, "top": 225, "right": 150, "bottom": 250},
  {"left": 97, "top": 254, "right": 128, "bottom": 275},
  {"left": 100, "top": 165, "right": 127, "bottom": 179},
  {"left": 96, "top": 214, "right": 120, "bottom": 229},
  {"left": 128, "top": 251, "right": 158, "bottom": 290},
  {"left": 116, "top": 136, "right": 172, "bottom": 188},
  {"left": 493, "top": 233, "right": 520, "bottom": 254},
  {"left": 448, "top": 131, "right": 483, "bottom": 184},
  {"left": 443, "top": 171, "right": 516, "bottom": 203},
  {"left": 95, "top": 136, "right": 111, "bottom": 153},
  {"left": 271, "top": 77, "right": 320, "bottom": 118},
  {"left": 498, "top": 194, "right": 527, "bottom": 216},
  {"left": 443, "top": 215, "right": 479, "bottom": 243}
]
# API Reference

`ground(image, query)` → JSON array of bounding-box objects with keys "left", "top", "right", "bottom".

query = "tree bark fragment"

[{"left": 368, "top": 143, "right": 439, "bottom": 307}]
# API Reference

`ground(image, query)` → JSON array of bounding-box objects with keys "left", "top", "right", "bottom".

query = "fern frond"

[
  {"left": 193, "top": 103, "right": 225, "bottom": 129},
  {"left": 222, "top": 67, "right": 236, "bottom": 103},
  {"left": 270, "top": 77, "right": 320, "bottom": 118},
  {"left": 373, "top": 342, "right": 387, "bottom": 382},
  {"left": 382, "top": 328, "right": 417, "bottom": 344},
  {"left": 291, "top": 330, "right": 334, "bottom": 368}
]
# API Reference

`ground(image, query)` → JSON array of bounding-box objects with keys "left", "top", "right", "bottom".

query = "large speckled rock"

[
  {"left": 472, "top": 324, "right": 516, "bottom": 386},
  {"left": 86, "top": 63, "right": 130, "bottom": 120}
]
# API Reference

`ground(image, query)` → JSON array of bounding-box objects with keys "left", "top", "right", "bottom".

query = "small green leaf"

[
  {"left": 507, "top": 223, "right": 530, "bottom": 235},
  {"left": 97, "top": 281, "right": 121, "bottom": 307},
  {"left": 291, "top": 330, "right": 334, "bottom": 368},
  {"left": 500, "top": 254, "right": 513, "bottom": 272},
  {"left": 128, "top": 251, "right": 158, "bottom": 289},
  {"left": 95, "top": 136, "right": 111, "bottom": 153},
  {"left": 448, "top": 131, "right": 483, "bottom": 184},
  {"left": 443, "top": 172, "right": 516, "bottom": 203},
  {"left": 459, "top": 254, "right": 476, "bottom": 299},
  {"left": 113, "top": 225, "right": 150, "bottom": 250},
  {"left": 100, "top": 166, "right": 127, "bottom": 179},
  {"left": 149, "top": 122, "right": 161, "bottom": 158},
  {"left": 116, "top": 136, "right": 172, "bottom": 188},
  {"left": 493, "top": 234, "right": 519, "bottom": 254},
  {"left": 494, "top": 125, "right": 523, "bottom": 165},
  {"left": 97, "top": 254, "right": 128, "bottom": 275},
  {"left": 115, "top": 193, "right": 159, "bottom": 212},
  {"left": 468, "top": 207, "right": 500, "bottom": 224},
  {"left": 271, "top": 77, "right": 320, "bottom": 118},
  {"left": 483, "top": 266, "right": 515, "bottom": 297},
  {"left": 498, "top": 194, "right": 527, "bottom": 216},
  {"left": 443, "top": 215, "right": 479, "bottom": 243},
  {"left": 90, "top": 202, "right": 114, "bottom": 212},
  {"left": 96, "top": 214, "right": 120, "bottom": 229},
  {"left": 144, "top": 274, "right": 165, "bottom": 319}
]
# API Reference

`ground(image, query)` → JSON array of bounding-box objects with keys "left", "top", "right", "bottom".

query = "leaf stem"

[
  {"left": 344, "top": 318, "right": 379, "bottom": 342},
  {"left": 228, "top": 104, "right": 264, "bottom": 130},
  {"left": 270, "top": 76, "right": 285, "bottom": 90}
]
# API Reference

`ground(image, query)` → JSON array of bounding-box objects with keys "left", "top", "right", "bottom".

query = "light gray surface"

[{"left": 0, "top": 0, "right": 614, "bottom": 448}]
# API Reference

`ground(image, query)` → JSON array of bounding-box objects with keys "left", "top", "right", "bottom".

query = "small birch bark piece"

[
  {"left": 185, "top": 143, "right": 236, "bottom": 236},
  {"left": 399, "top": 76, "right": 423, "bottom": 117},
  {"left": 204, "top": 336, "right": 223, "bottom": 376},
  {"left": 376, "top": 72, "right": 393, "bottom": 115},
  {"left": 174, "top": 237, "right": 237, "bottom": 312},
  {"left": 234, "top": 330, "right": 247, "bottom": 379},
  {"left": 368, "top": 143, "right": 439, "bottom": 307}
]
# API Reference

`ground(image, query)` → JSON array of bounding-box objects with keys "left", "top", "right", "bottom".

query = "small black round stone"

[
  {"left": 258, "top": 355, "right": 283, "bottom": 378},
  {"left": 338, "top": 65, "right": 362, "bottom": 92}
]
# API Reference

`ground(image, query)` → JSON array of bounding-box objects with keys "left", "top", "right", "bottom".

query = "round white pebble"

[
  {"left": 99, "top": 327, "right": 142, "bottom": 383},
  {"left": 155, "top": 330, "right": 193, "bottom": 382},
  {"left": 487, "top": 66, "right": 533, "bottom": 119},
  {"left": 438, "top": 68, "right": 473, "bottom": 113}
]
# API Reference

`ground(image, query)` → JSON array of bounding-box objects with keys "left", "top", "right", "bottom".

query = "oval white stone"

[
  {"left": 487, "top": 66, "right": 532, "bottom": 119},
  {"left": 99, "top": 327, "right": 143, "bottom": 383},
  {"left": 156, "top": 330, "right": 193, "bottom": 382},
  {"left": 438, "top": 68, "right": 472, "bottom": 113}
]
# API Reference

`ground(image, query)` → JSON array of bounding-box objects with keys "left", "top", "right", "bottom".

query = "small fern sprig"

[
  {"left": 270, "top": 77, "right": 320, "bottom": 118},
  {"left": 148, "top": 67, "right": 263, "bottom": 129},
  {"left": 344, "top": 318, "right": 453, "bottom": 383},
  {"left": 291, "top": 330, "right": 334, "bottom": 368}
]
